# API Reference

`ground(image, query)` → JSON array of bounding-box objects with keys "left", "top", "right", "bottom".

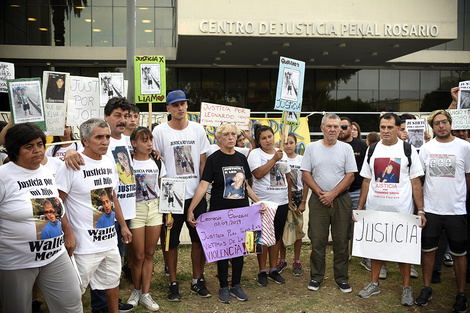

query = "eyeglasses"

[
  {"left": 433, "top": 119, "right": 449, "bottom": 126},
  {"left": 340, "top": 125, "right": 349, "bottom": 130}
]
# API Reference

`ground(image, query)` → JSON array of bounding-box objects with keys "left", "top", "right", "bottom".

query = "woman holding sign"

[
  {"left": 247, "top": 124, "right": 293, "bottom": 287},
  {"left": 187, "top": 122, "right": 264, "bottom": 304}
]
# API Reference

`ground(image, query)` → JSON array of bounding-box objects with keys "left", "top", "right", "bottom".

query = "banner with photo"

[
  {"left": 458, "top": 81, "right": 470, "bottom": 110},
  {"left": 274, "top": 56, "right": 305, "bottom": 113},
  {"left": 134, "top": 55, "right": 166, "bottom": 103},
  {"left": 99, "top": 73, "right": 124, "bottom": 107},
  {"left": 42, "top": 71, "right": 70, "bottom": 136},
  {"left": 0, "top": 62, "right": 14, "bottom": 93},
  {"left": 7, "top": 78, "right": 46, "bottom": 130}
]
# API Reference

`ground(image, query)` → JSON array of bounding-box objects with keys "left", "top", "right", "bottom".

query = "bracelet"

[
  {"left": 450, "top": 102, "right": 457, "bottom": 106},
  {"left": 301, "top": 199, "right": 306, "bottom": 202},
  {"left": 418, "top": 210, "right": 425, "bottom": 214}
]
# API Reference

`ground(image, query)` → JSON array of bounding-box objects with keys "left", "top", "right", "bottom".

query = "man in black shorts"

[{"left": 415, "top": 110, "right": 470, "bottom": 312}]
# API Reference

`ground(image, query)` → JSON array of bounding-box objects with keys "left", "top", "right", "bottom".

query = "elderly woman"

[
  {"left": 187, "top": 122, "right": 264, "bottom": 304},
  {"left": 0, "top": 123, "right": 82, "bottom": 312}
]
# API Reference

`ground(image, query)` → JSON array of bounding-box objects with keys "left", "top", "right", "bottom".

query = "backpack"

[{"left": 367, "top": 141, "right": 412, "bottom": 173}]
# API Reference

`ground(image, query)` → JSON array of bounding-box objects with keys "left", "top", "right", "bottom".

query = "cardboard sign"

[
  {"left": 7, "top": 78, "right": 46, "bottom": 130},
  {"left": 200, "top": 102, "right": 250, "bottom": 130},
  {"left": 448, "top": 109, "right": 470, "bottom": 130},
  {"left": 0, "top": 62, "right": 14, "bottom": 93},
  {"left": 458, "top": 81, "right": 470, "bottom": 110},
  {"left": 274, "top": 56, "right": 305, "bottom": 113},
  {"left": 43, "top": 71, "right": 69, "bottom": 136},
  {"left": 67, "top": 76, "right": 104, "bottom": 126},
  {"left": 159, "top": 178, "right": 186, "bottom": 214},
  {"left": 352, "top": 210, "right": 422, "bottom": 265},
  {"left": 405, "top": 119, "right": 425, "bottom": 149},
  {"left": 99, "top": 73, "right": 124, "bottom": 107},
  {"left": 134, "top": 55, "right": 166, "bottom": 103},
  {"left": 196, "top": 205, "right": 262, "bottom": 263},
  {"left": 282, "top": 110, "right": 300, "bottom": 126}
]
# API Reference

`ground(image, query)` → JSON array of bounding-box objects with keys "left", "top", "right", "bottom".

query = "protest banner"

[
  {"left": 159, "top": 178, "right": 185, "bottom": 214},
  {"left": 134, "top": 55, "right": 166, "bottom": 103},
  {"left": 458, "top": 81, "right": 470, "bottom": 110},
  {"left": 447, "top": 109, "right": 470, "bottom": 130},
  {"left": 282, "top": 110, "right": 300, "bottom": 126},
  {"left": 196, "top": 205, "right": 262, "bottom": 263},
  {"left": 274, "top": 56, "right": 305, "bottom": 114},
  {"left": 67, "top": 76, "right": 103, "bottom": 126},
  {"left": 200, "top": 102, "right": 250, "bottom": 130},
  {"left": 7, "top": 78, "right": 46, "bottom": 130},
  {"left": 42, "top": 71, "right": 69, "bottom": 136},
  {"left": 352, "top": 210, "right": 422, "bottom": 265},
  {"left": 405, "top": 119, "right": 425, "bottom": 149},
  {"left": 99, "top": 72, "right": 124, "bottom": 107},
  {"left": 187, "top": 112, "right": 311, "bottom": 155},
  {"left": 0, "top": 62, "right": 14, "bottom": 93}
]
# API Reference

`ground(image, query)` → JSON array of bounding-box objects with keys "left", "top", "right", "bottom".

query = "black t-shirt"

[
  {"left": 201, "top": 149, "right": 252, "bottom": 211},
  {"left": 345, "top": 137, "right": 368, "bottom": 192}
]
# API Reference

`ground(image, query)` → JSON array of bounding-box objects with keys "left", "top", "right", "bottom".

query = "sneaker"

[
  {"left": 168, "top": 282, "right": 181, "bottom": 302},
  {"left": 190, "top": 278, "right": 212, "bottom": 298},
  {"left": 410, "top": 265, "right": 419, "bottom": 278},
  {"left": 415, "top": 286, "right": 433, "bottom": 306},
  {"left": 32, "top": 300, "right": 42, "bottom": 313},
  {"left": 218, "top": 287, "right": 230, "bottom": 304},
  {"left": 139, "top": 293, "right": 159, "bottom": 311},
  {"left": 127, "top": 289, "right": 141, "bottom": 307},
  {"left": 401, "top": 286, "right": 414, "bottom": 306},
  {"left": 258, "top": 272, "right": 268, "bottom": 286},
  {"left": 276, "top": 260, "right": 287, "bottom": 273},
  {"left": 444, "top": 253, "right": 454, "bottom": 266},
  {"left": 360, "top": 258, "right": 371, "bottom": 271},
  {"left": 431, "top": 270, "right": 441, "bottom": 284},
  {"left": 379, "top": 266, "right": 387, "bottom": 279},
  {"left": 293, "top": 261, "right": 303, "bottom": 276},
  {"left": 229, "top": 284, "right": 248, "bottom": 301},
  {"left": 164, "top": 266, "right": 169, "bottom": 276},
  {"left": 268, "top": 270, "right": 285, "bottom": 284},
  {"left": 453, "top": 292, "right": 468, "bottom": 313},
  {"left": 118, "top": 301, "right": 134, "bottom": 312},
  {"left": 336, "top": 282, "right": 352, "bottom": 293},
  {"left": 307, "top": 280, "right": 321, "bottom": 291},
  {"left": 358, "top": 282, "right": 380, "bottom": 298}
]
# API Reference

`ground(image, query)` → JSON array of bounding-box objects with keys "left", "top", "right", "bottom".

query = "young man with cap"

[{"left": 152, "top": 90, "right": 211, "bottom": 301}]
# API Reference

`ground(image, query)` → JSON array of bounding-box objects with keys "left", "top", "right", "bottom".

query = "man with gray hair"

[
  {"left": 301, "top": 113, "right": 357, "bottom": 293},
  {"left": 56, "top": 118, "right": 132, "bottom": 313}
]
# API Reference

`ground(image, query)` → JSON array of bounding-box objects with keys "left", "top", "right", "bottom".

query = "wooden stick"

[
  {"left": 148, "top": 102, "right": 152, "bottom": 130},
  {"left": 279, "top": 112, "right": 288, "bottom": 150},
  {"left": 165, "top": 213, "right": 172, "bottom": 251}
]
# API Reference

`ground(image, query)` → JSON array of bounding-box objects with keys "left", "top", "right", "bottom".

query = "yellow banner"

[{"left": 187, "top": 112, "right": 310, "bottom": 155}]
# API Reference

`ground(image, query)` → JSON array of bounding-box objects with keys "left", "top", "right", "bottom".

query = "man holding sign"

[
  {"left": 355, "top": 113, "right": 425, "bottom": 306},
  {"left": 415, "top": 110, "right": 470, "bottom": 312}
]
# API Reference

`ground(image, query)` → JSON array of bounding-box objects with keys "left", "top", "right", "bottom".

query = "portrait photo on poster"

[
  {"left": 91, "top": 187, "right": 115, "bottom": 229},
  {"left": 159, "top": 178, "right": 185, "bottom": 214},
  {"left": 31, "top": 197, "right": 63, "bottom": 240},
  {"left": 99, "top": 73, "right": 123, "bottom": 107},
  {"left": 459, "top": 89, "right": 470, "bottom": 110},
  {"left": 8, "top": 79, "right": 44, "bottom": 124},
  {"left": 140, "top": 63, "right": 161, "bottom": 95},
  {"left": 45, "top": 73, "right": 66, "bottom": 103},
  {"left": 280, "top": 68, "right": 300, "bottom": 102}
]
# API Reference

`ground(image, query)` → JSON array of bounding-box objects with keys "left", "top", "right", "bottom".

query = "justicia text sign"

[{"left": 274, "top": 56, "right": 305, "bottom": 113}]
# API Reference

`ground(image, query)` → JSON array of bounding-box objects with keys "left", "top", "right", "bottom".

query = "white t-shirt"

[
  {"left": 360, "top": 139, "right": 424, "bottom": 214},
  {"left": 248, "top": 148, "right": 291, "bottom": 205},
  {"left": 288, "top": 155, "right": 303, "bottom": 192},
  {"left": 43, "top": 156, "right": 64, "bottom": 176},
  {"left": 105, "top": 136, "right": 136, "bottom": 220},
  {"left": 133, "top": 158, "right": 167, "bottom": 203},
  {"left": 153, "top": 121, "right": 210, "bottom": 200},
  {"left": 122, "top": 134, "right": 134, "bottom": 154},
  {"left": 419, "top": 138, "right": 470, "bottom": 215},
  {"left": 300, "top": 140, "right": 357, "bottom": 192},
  {"left": 0, "top": 163, "right": 65, "bottom": 270},
  {"left": 45, "top": 141, "right": 83, "bottom": 161},
  {"left": 56, "top": 153, "right": 118, "bottom": 254}
]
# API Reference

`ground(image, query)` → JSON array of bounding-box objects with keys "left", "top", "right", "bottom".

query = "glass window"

[
  {"left": 202, "top": 69, "right": 224, "bottom": 89},
  {"left": 92, "top": 7, "right": 112, "bottom": 46},
  {"left": 69, "top": 7, "right": 91, "bottom": 46},
  {"left": 155, "top": 7, "right": 173, "bottom": 29},
  {"left": 399, "top": 70, "right": 420, "bottom": 110},
  {"left": 156, "top": 0, "right": 174, "bottom": 7},
  {"left": 93, "top": 0, "right": 113, "bottom": 6},
  {"left": 379, "top": 70, "right": 399, "bottom": 101},
  {"left": 178, "top": 68, "right": 201, "bottom": 90},
  {"left": 358, "top": 70, "right": 378, "bottom": 107},
  {"left": 155, "top": 29, "right": 173, "bottom": 47},
  {"left": 113, "top": 6, "right": 126, "bottom": 46},
  {"left": 337, "top": 70, "right": 358, "bottom": 102},
  {"left": 136, "top": 6, "right": 154, "bottom": 47},
  {"left": 225, "top": 69, "right": 247, "bottom": 90},
  {"left": 420, "top": 70, "right": 440, "bottom": 98}
]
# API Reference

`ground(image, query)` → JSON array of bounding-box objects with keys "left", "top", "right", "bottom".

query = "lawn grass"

[{"left": 33, "top": 242, "right": 468, "bottom": 313}]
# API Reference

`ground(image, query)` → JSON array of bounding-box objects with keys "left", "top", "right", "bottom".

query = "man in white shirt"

[
  {"left": 355, "top": 113, "right": 425, "bottom": 307},
  {"left": 415, "top": 110, "right": 470, "bottom": 312},
  {"left": 152, "top": 90, "right": 211, "bottom": 301}
]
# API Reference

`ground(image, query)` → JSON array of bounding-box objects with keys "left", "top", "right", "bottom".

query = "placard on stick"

[
  {"left": 200, "top": 102, "right": 250, "bottom": 130},
  {"left": 43, "top": 71, "right": 69, "bottom": 136},
  {"left": 405, "top": 119, "right": 425, "bottom": 149},
  {"left": 7, "top": 78, "right": 46, "bottom": 130},
  {"left": 159, "top": 178, "right": 185, "bottom": 214},
  {"left": 274, "top": 56, "right": 305, "bottom": 113},
  {"left": 0, "top": 62, "right": 14, "bottom": 93},
  {"left": 134, "top": 55, "right": 166, "bottom": 103},
  {"left": 458, "top": 81, "right": 470, "bottom": 110}
]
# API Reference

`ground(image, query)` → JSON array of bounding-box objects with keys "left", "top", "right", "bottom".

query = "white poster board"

[
  {"left": 458, "top": 81, "right": 470, "bottom": 110},
  {"left": 352, "top": 210, "right": 422, "bottom": 265},
  {"left": 448, "top": 109, "right": 470, "bottom": 130},
  {"left": 200, "top": 102, "right": 250, "bottom": 130},
  {"left": 43, "top": 71, "right": 69, "bottom": 136},
  {"left": 0, "top": 62, "right": 14, "bottom": 93},
  {"left": 274, "top": 56, "right": 305, "bottom": 113},
  {"left": 99, "top": 73, "right": 124, "bottom": 107},
  {"left": 159, "top": 178, "right": 186, "bottom": 214},
  {"left": 67, "top": 76, "right": 103, "bottom": 126},
  {"left": 405, "top": 119, "right": 425, "bottom": 149}
]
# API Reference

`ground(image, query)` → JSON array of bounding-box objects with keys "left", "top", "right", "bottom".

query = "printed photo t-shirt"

[{"left": 133, "top": 158, "right": 167, "bottom": 203}]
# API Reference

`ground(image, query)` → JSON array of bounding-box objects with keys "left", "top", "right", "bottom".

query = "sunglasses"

[{"left": 341, "top": 125, "right": 349, "bottom": 130}]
